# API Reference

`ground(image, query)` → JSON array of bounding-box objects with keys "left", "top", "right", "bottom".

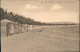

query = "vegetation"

[
  {"left": 0, "top": 8, "right": 42, "bottom": 25},
  {"left": 0, "top": 8, "right": 77, "bottom": 25}
]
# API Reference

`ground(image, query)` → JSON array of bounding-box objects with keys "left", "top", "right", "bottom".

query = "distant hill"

[{"left": 46, "top": 22, "right": 78, "bottom": 25}]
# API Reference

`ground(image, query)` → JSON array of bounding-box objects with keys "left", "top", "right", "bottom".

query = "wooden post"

[
  {"left": 26, "top": 24, "right": 28, "bottom": 32},
  {"left": 6, "top": 23, "right": 10, "bottom": 36}
]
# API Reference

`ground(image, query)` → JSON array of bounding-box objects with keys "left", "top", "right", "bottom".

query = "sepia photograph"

[{"left": 1, "top": 0, "right": 79, "bottom": 52}]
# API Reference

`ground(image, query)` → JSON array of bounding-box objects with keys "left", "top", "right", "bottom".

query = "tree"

[{"left": 0, "top": 8, "right": 7, "bottom": 20}]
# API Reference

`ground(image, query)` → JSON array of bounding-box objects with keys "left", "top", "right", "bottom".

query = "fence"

[{"left": 1, "top": 22, "right": 49, "bottom": 36}]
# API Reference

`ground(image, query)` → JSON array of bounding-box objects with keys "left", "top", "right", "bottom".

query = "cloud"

[
  {"left": 51, "top": 4, "right": 63, "bottom": 10},
  {"left": 25, "top": 4, "right": 39, "bottom": 9}
]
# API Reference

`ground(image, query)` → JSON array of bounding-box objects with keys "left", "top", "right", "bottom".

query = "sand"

[{"left": 1, "top": 25, "right": 79, "bottom": 52}]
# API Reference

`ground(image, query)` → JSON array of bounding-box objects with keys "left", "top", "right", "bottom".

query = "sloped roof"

[
  {"left": 1, "top": 19, "right": 12, "bottom": 22},
  {"left": 1, "top": 19, "right": 13, "bottom": 26}
]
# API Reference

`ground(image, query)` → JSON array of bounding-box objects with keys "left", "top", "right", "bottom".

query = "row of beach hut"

[{"left": 1, "top": 19, "right": 50, "bottom": 36}]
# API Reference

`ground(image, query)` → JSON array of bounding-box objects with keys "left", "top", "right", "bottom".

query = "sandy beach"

[{"left": 1, "top": 26, "right": 79, "bottom": 52}]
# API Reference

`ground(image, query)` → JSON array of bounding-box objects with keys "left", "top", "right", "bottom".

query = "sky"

[{"left": 1, "top": 0, "right": 79, "bottom": 23}]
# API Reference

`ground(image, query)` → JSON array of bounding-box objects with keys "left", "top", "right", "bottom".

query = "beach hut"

[{"left": 1, "top": 19, "right": 17, "bottom": 36}]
